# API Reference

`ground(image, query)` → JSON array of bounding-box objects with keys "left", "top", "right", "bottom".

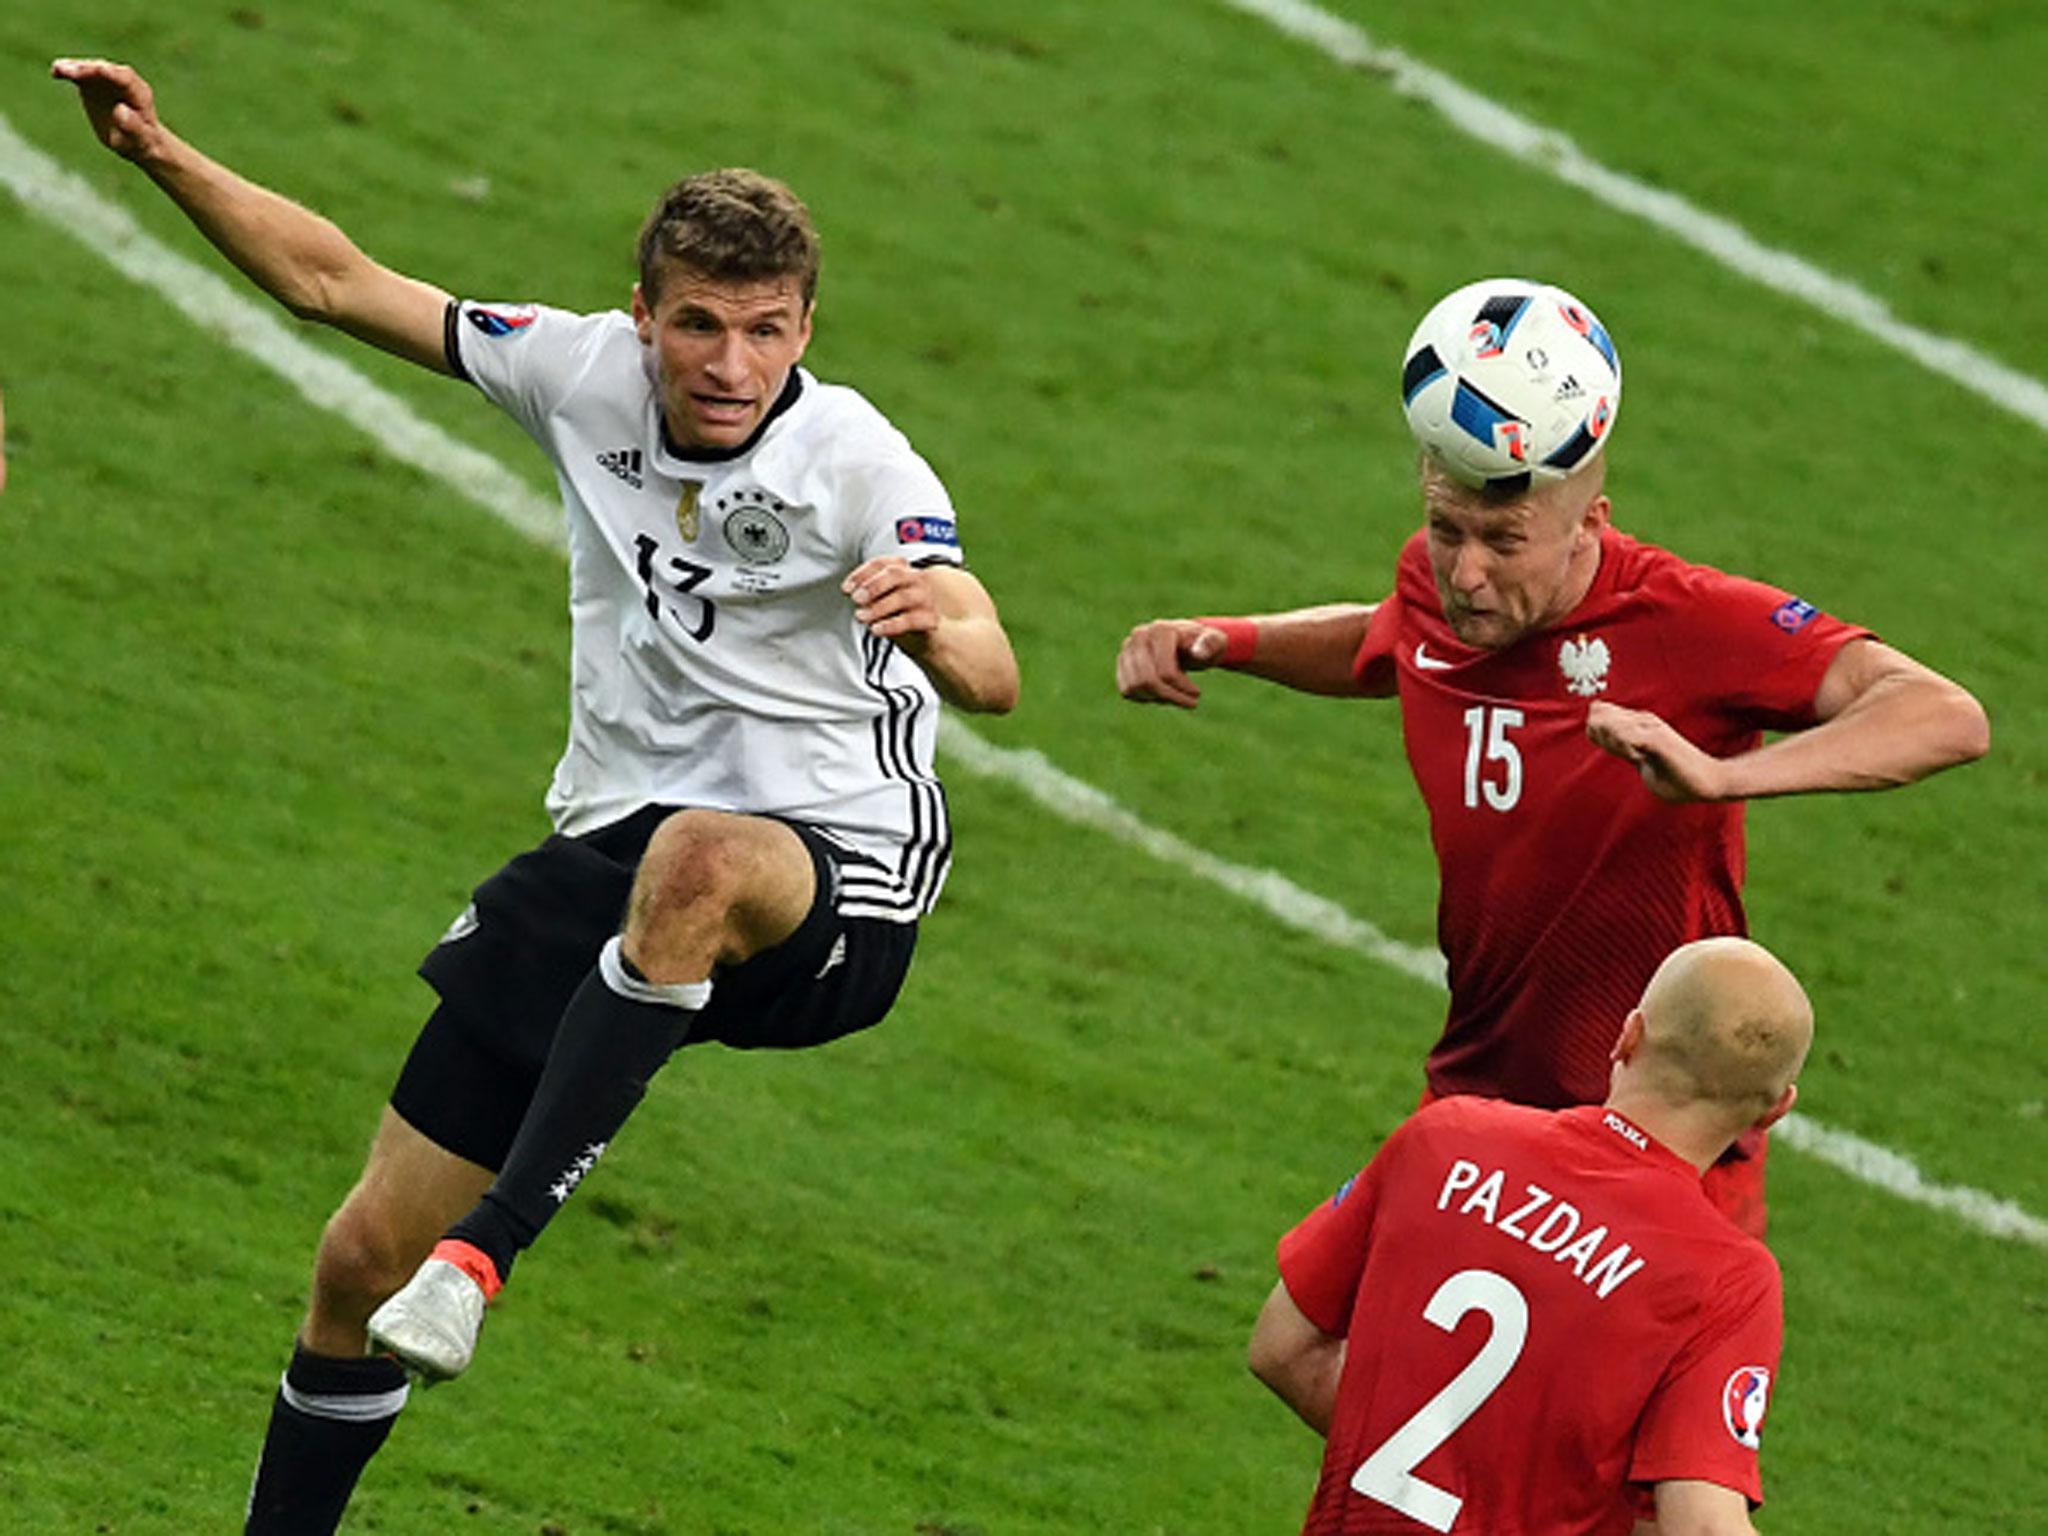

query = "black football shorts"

[{"left": 391, "top": 805, "right": 918, "bottom": 1169}]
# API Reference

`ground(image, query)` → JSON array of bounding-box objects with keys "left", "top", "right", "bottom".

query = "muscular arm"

[
  {"left": 1116, "top": 602, "right": 1385, "bottom": 709},
  {"left": 845, "top": 560, "right": 1019, "bottom": 714},
  {"left": 52, "top": 59, "right": 452, "bottom": 372},
  {"left": 1248, "top": 1280, "right": 1345, "bottom": 1435},
  {"left": 1588, "top": 638, "right": 1989, "bottom": 803},
  {"left": 1633, "top": 1479, "right": 1758, "bottom": 1536}
]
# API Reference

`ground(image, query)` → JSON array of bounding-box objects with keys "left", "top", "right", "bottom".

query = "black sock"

[
  {"left": 447, "top": 936, "right": 704, "bottom": 1284},
  {"left": 244, "top": 1344, "right": 409, "bottom": 1535}
]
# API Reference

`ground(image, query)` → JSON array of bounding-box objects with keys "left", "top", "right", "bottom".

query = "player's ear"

[
  {"left": 1753, "top": 1081, "right": 1798, "bottom": 1133},
  {"left": 1610, "top": 1009, "right": 1646, "bottom": 1067},
  {"left": 1571, "top": 492, "right": 1611, "bottom": 552},
  {"left": 631, "top": 282, "right": 653, "bottom": 344}
]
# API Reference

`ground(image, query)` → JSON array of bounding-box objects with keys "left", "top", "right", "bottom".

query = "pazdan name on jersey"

[{"left": 1436, "top": 1156, "right": 1647, "bottom": 1299}]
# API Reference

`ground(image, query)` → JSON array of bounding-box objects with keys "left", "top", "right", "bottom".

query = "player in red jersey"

[
  {"left": 1251, "top": 936, "right": 1813, "bottom": 1535},
  {"left": 1115, "top": 286, "right": 1986, "bottom": 1237}
]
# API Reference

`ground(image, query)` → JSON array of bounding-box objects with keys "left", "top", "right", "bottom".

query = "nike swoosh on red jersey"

[{"left": 1414, "top": 643, "right": 1455, "bottom": 670}]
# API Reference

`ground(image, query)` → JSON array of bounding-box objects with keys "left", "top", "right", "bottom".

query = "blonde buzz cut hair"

[{"left": 1636, "top": 937, "right": 1815, "bottom": 1124}]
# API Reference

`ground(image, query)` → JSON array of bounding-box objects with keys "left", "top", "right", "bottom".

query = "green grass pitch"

[{"left": 0, "top": 1, "right": 2042, "bottom": 1531}]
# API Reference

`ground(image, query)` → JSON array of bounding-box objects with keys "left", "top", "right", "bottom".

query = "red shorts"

[{"left": 1417, "top": 1086, "right": 1771, "bottom": 1240}]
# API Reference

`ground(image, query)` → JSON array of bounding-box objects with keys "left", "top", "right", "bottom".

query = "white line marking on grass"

[
  {"left": 4, "top": 111, "right": 2040, "bottom": 1250},
  {"left": 935, "top": 718, "right": 1448, "bottom": 990},
  {"left": 1219, "top": 0, "right": 2048, "bottom": 437},
  {"left": 0, "top": 117, "right": 563, "bottom": 549},
  {"left": 1772, "top": 1115, "right": 2048, "bottom": 1246},
  {"left": 940, "top": 718, "right": 2048, "bottom": 1250}
]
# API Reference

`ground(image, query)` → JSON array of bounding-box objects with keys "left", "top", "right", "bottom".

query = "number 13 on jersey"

[{"left": 1462, "top": 707, "right": 1525, "bottom": 811}]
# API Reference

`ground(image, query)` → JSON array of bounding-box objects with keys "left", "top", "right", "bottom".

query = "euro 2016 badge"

[
  {"left": 1771, "top": 597, "right": 1819, "bottom": 633},
  {"left": 465, "top": 303, "right": 537, "bottom": 338},
  {"left": 1722, "top": 1366, "right": 1771, "bottom": 1450}
]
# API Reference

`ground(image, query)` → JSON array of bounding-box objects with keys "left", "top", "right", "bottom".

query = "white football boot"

[{"left": 366, "top": 1246, "right": 495, "bottom": 1382}]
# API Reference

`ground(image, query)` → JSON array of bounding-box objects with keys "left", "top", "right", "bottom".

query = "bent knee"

[
  {"left": 313, "top": 1200, "right": 434, "bottom": 1313},
  {"left": 635, "top": 812, "right": 784, "bottom": 919},
  {"left": 627, "top": 812, "right": 813, "bottom": 971}
]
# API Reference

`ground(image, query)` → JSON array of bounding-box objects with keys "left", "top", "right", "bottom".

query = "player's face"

[
  {"left": 1421, "top": 465, "right": 1609, "bottom": 649},
  {"left": 633, "top": 267, "right": 813, "bottom": 450}
]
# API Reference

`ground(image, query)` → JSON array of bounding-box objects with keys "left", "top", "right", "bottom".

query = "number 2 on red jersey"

[{"left": 1351, "top": 1268, "right": 1529, "bottom": 1531}]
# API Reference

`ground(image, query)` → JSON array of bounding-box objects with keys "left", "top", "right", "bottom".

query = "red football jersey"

[
  {"left": 1279, "top": 1097, "right": 1783, "bottom": 1535},
  {"left": 1354, "top": 527, "right": 1867, "bottom": 1110}
]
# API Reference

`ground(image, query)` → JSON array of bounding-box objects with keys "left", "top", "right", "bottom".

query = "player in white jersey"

[
  {"left": 56, "top": 58, "right": 1019, "bottom": 1536},
  {"left": 450, "top": 296, "right": 964, "bottom": 895}
]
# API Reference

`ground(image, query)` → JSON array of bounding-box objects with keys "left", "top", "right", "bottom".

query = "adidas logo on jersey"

[{"left": 596, "top": 448, "right": 644, "bottom": 489}]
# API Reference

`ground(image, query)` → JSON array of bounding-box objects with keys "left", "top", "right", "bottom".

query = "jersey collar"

[
  {"left": 650, "top": 367, "right": 806, "bottom": 473},
  {"left": 1566, "top": 1104, "right": 1702, "bottom": 1181}
]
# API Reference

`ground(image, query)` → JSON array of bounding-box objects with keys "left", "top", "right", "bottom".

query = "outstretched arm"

[
  {"left": 1587, "top": 638, "right": 1989, "bottom": 803},
  {"left": 1116, "top": 603, "right": 1385, "bottom": 709},
  {"left": 1248, "top": 1280, "right": 1345, "bottom": 1435},
  {"left": 52, "top": 58, "right": 453, "bottom": 372},
  {"left": 845, "top": 559, "right": 1019, "bottom": 714}
]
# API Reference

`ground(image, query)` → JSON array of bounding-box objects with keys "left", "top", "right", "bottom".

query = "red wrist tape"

[{"left": 1201, "top": 617, "right": 1259, "bottom": 667}]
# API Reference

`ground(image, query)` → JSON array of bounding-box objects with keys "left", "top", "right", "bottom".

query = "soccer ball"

[{"left": 1399, "top": 278, "right": 1621, "bottom": 490}]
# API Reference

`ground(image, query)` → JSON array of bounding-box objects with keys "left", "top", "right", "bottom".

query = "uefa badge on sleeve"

[
  {"left": 895, "top": 515, "right": 960, "bottom": 549},
  {"left": 1771, "top": 597, "right": 1820, "bottom": 634},
  {"left": 1721, "top": 1366, "right": 1771, "bottom": 1450}
]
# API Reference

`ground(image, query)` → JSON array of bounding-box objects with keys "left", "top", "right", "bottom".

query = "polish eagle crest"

[{"left": 1558, "top": 634, "right": 1611, "bottom": 697}]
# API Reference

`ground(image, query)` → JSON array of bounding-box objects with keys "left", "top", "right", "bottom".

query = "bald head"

[{"left": 1630, "top": 938, "right": 1814, "bottom": 1126}]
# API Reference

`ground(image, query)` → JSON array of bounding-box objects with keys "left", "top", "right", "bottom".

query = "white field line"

[
  {"left": 1220, "top": 0, "right": 2048, "bottom": 437},
  {"left": 935, "top": 721, "right": 1448, "bottom": 990},
  {"left": 4, "top": 111, "right": 2042, "bottom": 1252},
  {"left": 941, "top": 719, "right": 2048, "bottom": 1251},
  {"left": 0, "top": 117, "right": 562, "bottom": 550}
]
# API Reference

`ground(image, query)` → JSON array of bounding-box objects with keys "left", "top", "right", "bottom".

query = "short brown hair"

[{"left": 636, "top": 169, "right": 820, "bottom": 307}]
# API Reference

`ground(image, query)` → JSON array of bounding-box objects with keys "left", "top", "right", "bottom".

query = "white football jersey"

[{"left": 448, "top": 299, "right": 968, "bottom": 919}]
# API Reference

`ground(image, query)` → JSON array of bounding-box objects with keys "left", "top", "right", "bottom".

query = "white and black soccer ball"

[{"left": 1399, "top": 278, "right": 1621, "bottom": 491}]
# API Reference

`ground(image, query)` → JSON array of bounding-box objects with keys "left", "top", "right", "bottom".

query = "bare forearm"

[
  {"left": 878, "top": 563, "right": 1018, "bottom": 713},
  {"left": 134, "top": 130, "right": 372, "bottom": 321},
  {"left": 57, "top": 59, "right": 451, "bottom": 368},
  {"left": 1649, "top": 1479, "right": 1760, "bottom": 1535},
  {"left": 1248, "top": 1283, "right": 1345, "bottom": 1435},
  {"left": 904, "top": 613, "right": 1019, "bottom": 713},
  {"left": 1229, "top": 603, "right": 1378, "bottom": 696},
  {"left": 1719, "top": 672, "right": 1988, "bottom": 799},
  {"left": 1251, "top": 1341, "right": 1342, "bottom": 1435}
]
